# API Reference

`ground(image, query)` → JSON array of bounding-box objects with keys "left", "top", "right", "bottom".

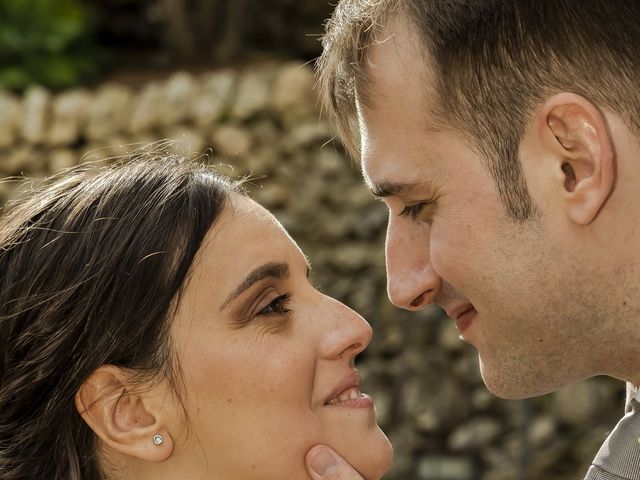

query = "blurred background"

[{"left": 0, "top": 1, "right": 625, "bottom": 479}]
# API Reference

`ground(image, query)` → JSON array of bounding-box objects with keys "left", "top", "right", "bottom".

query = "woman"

[{"left": 0, "top": 155, "right": 393, "bottom": 479}]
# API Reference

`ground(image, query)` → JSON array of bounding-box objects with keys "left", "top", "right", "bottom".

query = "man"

[{"left": 304, "top": 1, "right": 640, "bottom": 479}]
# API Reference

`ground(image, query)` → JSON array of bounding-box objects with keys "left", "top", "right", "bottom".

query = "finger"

[{"left": 306, "top": 445, "right": 365, "bottom": 480}]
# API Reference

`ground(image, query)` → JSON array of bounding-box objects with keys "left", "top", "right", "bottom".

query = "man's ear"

[
  {"left": 75, "top": 365, "right": 174, "bottom": 462},
  {"left": 537, "top": 92, "right": 615, "bottom": 225}
]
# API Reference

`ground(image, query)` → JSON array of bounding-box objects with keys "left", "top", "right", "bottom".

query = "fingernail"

[{"left": 309, "top": 448, "right": 338, "bottom": 476}]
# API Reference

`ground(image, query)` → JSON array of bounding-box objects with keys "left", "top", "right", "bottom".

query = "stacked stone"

[{"left": 0, "top": 61, "right": 625, "bottom": 480}]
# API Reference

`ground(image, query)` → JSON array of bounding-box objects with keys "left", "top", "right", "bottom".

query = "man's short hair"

[{"left": 317, "top": 0, "right": 640, "bottom": 221}]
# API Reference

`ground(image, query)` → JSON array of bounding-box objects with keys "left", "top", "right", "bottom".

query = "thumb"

[{"left": 306, "top": 445, "right": 365, "bottom": 480}]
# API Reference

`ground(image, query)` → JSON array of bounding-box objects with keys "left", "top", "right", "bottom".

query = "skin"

[
  {"left": 78, "top": 195, "right": 392, "bottom": 480},
  {"left": 305, "top": 14, "right": 640, "bottom": 480}
]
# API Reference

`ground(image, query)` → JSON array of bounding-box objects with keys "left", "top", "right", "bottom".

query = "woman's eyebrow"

[{"left": 219, "top": 262, "right": 289, "bottom": 311}]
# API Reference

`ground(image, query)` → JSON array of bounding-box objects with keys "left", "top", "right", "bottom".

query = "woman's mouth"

[{"left": 324, "top": 373, "right": 374, "bottom": 408}]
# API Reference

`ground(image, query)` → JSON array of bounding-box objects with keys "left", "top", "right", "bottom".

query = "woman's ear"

[
  {"left": 539, "top": 92, "right": 615, "bottom": 225},
  {"left": 75, "top": 365, "right": 174, "bottom": 462}
]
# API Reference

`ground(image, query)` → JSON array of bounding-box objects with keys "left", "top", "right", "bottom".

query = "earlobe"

[
  {"left": 543, "top": 93, "right": 615, "bottom": 225},
  {"left": 75, "top": 365, "right": 174, "bottom": 463}
]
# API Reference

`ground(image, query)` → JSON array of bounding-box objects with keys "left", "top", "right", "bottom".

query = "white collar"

[{"left": 628, "top": 383, "right": 640, "bottom": 403}]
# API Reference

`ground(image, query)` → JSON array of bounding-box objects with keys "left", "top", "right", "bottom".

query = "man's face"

[{"left": 357, "top": 19, "right": 612, "bottom": 399}]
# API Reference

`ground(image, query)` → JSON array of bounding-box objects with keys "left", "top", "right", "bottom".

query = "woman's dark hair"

[{"left": 0, "top": 152, "right": 237, "bottom": 479}]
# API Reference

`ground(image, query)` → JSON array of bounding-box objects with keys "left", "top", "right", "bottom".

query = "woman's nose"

[
  {"left": 385, "top": 217, "right": 441, "bottom": 311},
  {"left": 317, "top": 296, "right": 373, "bottom": 360}
]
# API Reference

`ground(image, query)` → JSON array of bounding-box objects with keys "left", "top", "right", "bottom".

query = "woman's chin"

[{"left": 335, "top": 425, "right": 393, "bottom": 480}]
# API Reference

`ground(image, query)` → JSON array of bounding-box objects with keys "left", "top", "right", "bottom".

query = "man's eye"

[
  {"left": 257, "top": 293, "right": 292, "bottom": 316},
  {"left": 399, "top": 203, "right": 427, "bottom": 221}
]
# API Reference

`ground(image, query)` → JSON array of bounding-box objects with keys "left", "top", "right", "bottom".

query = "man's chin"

[{"left": 479, "top": 360, "right": 558, "bottom": 400}]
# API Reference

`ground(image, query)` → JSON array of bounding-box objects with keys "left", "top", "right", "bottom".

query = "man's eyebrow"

[
  {"left": 220, "top": 262, "right": 289, "bottom": 312},
  {"left": 370, "top": 180, "right": 432, "bottom": 198}
]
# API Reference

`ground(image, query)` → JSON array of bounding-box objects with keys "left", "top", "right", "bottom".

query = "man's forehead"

[{"left": 361, "top": 15, "right": 438, "bottom": 110}]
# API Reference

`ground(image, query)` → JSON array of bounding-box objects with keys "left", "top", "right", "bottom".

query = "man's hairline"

[{"left": 348, "top": 14, "right": 455, "bottom": 164}]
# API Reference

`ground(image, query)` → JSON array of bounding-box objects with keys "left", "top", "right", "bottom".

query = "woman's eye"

[{"left": 257, "top": 293, "right": 292, "bottom": 317}]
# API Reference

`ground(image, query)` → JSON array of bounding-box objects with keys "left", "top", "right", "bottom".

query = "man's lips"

[
  {"left": 446, "top": 303, "right": 477, "bottom": 334},
  {"left": 323, "top": 371, "right": 373, "bottom": 408}
]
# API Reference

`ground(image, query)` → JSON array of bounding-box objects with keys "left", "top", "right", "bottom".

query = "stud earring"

[{"left": 152, "top": 434, "right": 164, "bottom": 446}]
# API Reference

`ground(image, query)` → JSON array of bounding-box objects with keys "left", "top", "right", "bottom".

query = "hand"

[{"left": 306, "top": 445, "right": 365, "bottom": 480}]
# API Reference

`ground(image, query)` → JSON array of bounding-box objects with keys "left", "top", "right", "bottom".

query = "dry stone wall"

[{"left": 0, "top": 61, "right": 625, "bottom": 480}]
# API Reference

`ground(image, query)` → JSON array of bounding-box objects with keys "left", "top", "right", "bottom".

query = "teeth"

[{"left": 328, "top": 386, "right": 362, "bottom": 405}]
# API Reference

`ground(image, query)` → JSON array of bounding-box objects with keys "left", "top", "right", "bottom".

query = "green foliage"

[{"left": 0, "top": 0, "right": 107, "bottom": 91}]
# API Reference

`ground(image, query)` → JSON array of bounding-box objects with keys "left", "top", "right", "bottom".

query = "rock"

[
  {"left": 349, "top": 183, "right": 377, "bottom": 207},
  {"left": 105, "top": 135, "right": 135, "bottom": 158},
  {"left": 78, "top": 143, "right": 109, "bottom": 164},
  {"left": 402, "top": 375, "right": 469, "bottom": 433},
  {"left": 386, "top": 421, "right": 424, "bottom": 471},
  {"left": 129, "top": 81, "right": 163, "bottom": 133},
  {"left": 416, "top": 455, "right": 475, "bottom": 480},
  {"left": 1, "top": 146, "right": 44, "bottom": 175},
  {"left": 0, "top": 91, "right": 21, "bottom": 149},
  {"left": 48, "top": 149, "right": 78, "bottom": 173},
  {"left": 283, "top": 122, "right": 332, "bottom": 151},
  {"left": 163, "top": 126, "right": 206, "bottom": 155},
  {"left": 552, "top": 379, "right": 615, "bottom": 427},
  {"left": 47, "top": 89, "right": 91, "bottom": 145},
  {"left": 79, "top": 139, "right": 129, "bottom": 165},
  {"left": 348, "top": 278, "right": 379, "bottom": 315},
  {"left": 368, "top": 384, "right": 393, "bottom": 427},
  {"left": 451, "top": 351, "right": 484, "bottom": 385},
  {"left": 438, "top": 317, "right": 465, "bottom": 351},
  {"left": 308, "top": 147, "right": 345, "bottom": 180},
  {"left": 160, "top": 71, "right": 198, "bottom": 126},
  {"left": 230, "top": 68, "right": 273, "bottom": 120},
  {"left": 193, "top": 70, "right": 236, "bottom": 127},
  {"left": 480, "top": 447, "right": 523, "bottom": 480},
  {"left": 85, "top": 83, "right": 132, "bottom": 141},
  {"left": 528, "top": 414, "right": 557, "bottom": 448},
  {"left": 471, "top": 388, "right": 495, "bottom": 411},
  {"left": 385, "top": 454, "right": 414, "bottom": 480},
  {"left": 272, "top": 61, "right": 317, "bottom": 124},
  {"left": 252, "top": 182, "right": 288, "bottom": 209},
  {"left": 448, "top": 417, "right": 502, "bottom": 451},
  {"left": 0, "top": 180, "right": 16, "bottom": 204},
  {"left": 211, "top": 125, "right": 252, "bottom": 158},
  {"left": 331, "top": 243, "right": 378, "bottom": 271},
  {"left": 20, "top": 86, "right": 51, "bottom": 144},
  {"left": 251, "top": 119, "right": 280, "bottom": 146},
  {"left": 352, "top": 203, "right": 388, "bottom": 239},
  {"left": 528, "top": 436, "right": 572, "bottom": 478},
  {"left": 372, "top": 320, "right": 405, "bottom": 356},
  {"left": 128, "top": 131, "right": 162, "bottom": 150}
]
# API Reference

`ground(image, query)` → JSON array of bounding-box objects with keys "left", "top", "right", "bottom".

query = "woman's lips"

[
  {"left": 323, "top": 372, "right": 374, "bottom": 409},
  {"left": 324, "top": 386, "right": 373, "bottom": 408}
]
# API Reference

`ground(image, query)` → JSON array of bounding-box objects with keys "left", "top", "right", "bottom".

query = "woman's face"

[{"left": 166, "top": 195, "right": 392, "bottom": 479}]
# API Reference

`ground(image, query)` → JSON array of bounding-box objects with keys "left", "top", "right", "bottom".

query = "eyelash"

[
  {"left": 399, "top": 203, "right": 428, "bottom": 221},
  {"left": 257, "top": 293, "right": 292, "bottom": 317}
]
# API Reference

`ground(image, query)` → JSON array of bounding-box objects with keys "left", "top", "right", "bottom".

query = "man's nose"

[{"left": 385, "top": 218, "right": 441, "bottom": 311}]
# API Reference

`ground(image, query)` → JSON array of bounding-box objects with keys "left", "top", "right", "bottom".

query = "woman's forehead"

[{"left": 200, "top": 194, "right": 304, "bottom": 269}]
